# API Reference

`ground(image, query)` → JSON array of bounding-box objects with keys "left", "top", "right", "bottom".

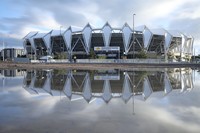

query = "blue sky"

[{"left": 0, "top": 0, "right": 200, "bottom": 53}]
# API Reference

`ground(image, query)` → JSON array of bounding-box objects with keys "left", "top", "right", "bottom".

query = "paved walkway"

[{"left": 0, "top": 62, "right": 200, "bottom": 70}]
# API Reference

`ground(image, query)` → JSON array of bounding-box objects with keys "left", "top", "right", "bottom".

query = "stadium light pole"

[
  {"left": 2, "top": 40, "right": 5, "bottom": 61},
  {"left": 60, "top": 26, "right": 63, "bottom": 54},
  {"left": 133, "top": 14, "right": 136, "bottom": 61}
]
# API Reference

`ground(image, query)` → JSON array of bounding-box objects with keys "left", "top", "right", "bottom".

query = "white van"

[{"left": 39, "top": 56, "right": 55, "bottom": 62}]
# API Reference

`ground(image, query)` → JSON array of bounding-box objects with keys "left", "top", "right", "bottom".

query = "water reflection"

[
  {"left": 0, "top": 69, "right": 25, "bottom": 77},
  {"left": 0, "top": 69, "right": 25, "bottom": 90},
  {"left": 20, "top": 68, "right": 194, "bottom": 103}
]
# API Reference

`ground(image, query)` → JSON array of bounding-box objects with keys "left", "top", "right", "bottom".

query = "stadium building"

[{"left": 23, "top": 22, "right": 194, "bottom": 61}]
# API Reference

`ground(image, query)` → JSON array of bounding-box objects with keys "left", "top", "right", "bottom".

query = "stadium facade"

[{"left": 23, "top": 22, "right": 194, "bottom": 61}]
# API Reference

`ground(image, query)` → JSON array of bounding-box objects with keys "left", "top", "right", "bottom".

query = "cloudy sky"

[{"left": 0, "top": 0, "right": 200, "bottom": 53}]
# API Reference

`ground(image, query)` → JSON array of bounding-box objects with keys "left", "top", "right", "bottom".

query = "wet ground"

[{"left": 0, "top": 68, "right": 200, "bottom": 133}]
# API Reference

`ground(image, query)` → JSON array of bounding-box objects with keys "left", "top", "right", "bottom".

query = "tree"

[
  {"left": 136, "top": 49, "right": 147, "bottom": 58},
  {"left": 90, "top": 48, "right": 96, "bottom": 59},
  {"left": 54, "top": 52, "right": 67, "bottom": 59},
  {"left": 167, "top": 52, "right": 174, "bottom": 59}
]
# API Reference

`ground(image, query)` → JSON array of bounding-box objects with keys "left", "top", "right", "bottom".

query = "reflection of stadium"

[
  {"left": 23, "top": 23, "right": 193, "bottom": 61},
  {"left": 0, "top": 70, "right": 25, "bottom": 91},
  {"left": 23, "top": 69, "right": 193, "bottom": 103},
  {"left": 0, "top": 69, "right": 25, "bottom": 77}
]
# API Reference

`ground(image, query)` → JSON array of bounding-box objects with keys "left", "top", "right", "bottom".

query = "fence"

[
  {"left": 31, "top": 59, "right": 69, "bottom": 63},
  {"left": 29, "top": 59, "right": 192, "bottom": 64},
  {"left": 77, "top": 59, "right": 174, "bottom": 63},
  {"left": 14, "top": 57, "right": 30, "bottom": 63}
]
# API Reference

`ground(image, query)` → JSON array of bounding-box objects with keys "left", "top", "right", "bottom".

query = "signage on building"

[
  {"left": 107, "top": 54, "right": 117, "bottom": 57},
  {"left": 94, "top": 47, "right": 120, "bottom": 51},
  {"left": 94, "top": 75, "right": 120, "bottom": 80}
]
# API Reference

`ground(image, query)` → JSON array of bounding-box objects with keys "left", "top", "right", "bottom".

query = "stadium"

[{"left": 23, "top": 22, "right": 194, "bottom": 62}]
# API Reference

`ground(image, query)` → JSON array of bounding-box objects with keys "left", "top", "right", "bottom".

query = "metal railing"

[
  {"left": 29, "top": 59, "right": 192, "bottom": 64},
  {"left": 31, "top": 59, "right": 69, "bottom": 63},
  {"left": 77, "top": 59, "right": 168, "bottom": 63}
]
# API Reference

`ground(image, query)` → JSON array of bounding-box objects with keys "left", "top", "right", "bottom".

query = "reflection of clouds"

[
  {"left": 85, "top": 97, "right": 200, "bottom": 133},
  {"left": 68, "top": 101, "right": 102, "bottom": 122},
  {"left": 0, "top": 82, "right": 60, "bottom": 119},
  {"left": 0, "top": 77, "right": 23, "bottom": 90},
  {"left": 1, "top": 85, "right": 200, "bottom": 133},
  {"left": 194, "top": 71, "right": 200, "bottom": 88},
  {"left": 136, "top": 100, "right": 200, "bottom": 133},
  {"left": 58, "top": 97, "right": 200, "bottom": 133},
  {"left": 173, "top": 106, "right": 200, "bottom": 124},
  {"left": 135, "top": 87, "right": 200, "bottom": 132},
  {"left": 137, "top": 107, "right": 200, "bottom": 132}
]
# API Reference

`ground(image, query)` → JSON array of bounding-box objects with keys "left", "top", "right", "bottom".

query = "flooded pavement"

[{"left": 0, "top": 68, "right": 200, "bottom": 133}]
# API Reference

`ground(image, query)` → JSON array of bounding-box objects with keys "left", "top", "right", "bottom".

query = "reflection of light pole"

[
  {"left": 194, "top": 48, "right": 195, "bottom": 63},
  {"left": 132, "top": 72, "right": 135, "bottom": 115},
  {"left": 74, "top": 56, "right": 76, "bottom": 63},
  {"left": 133, "top": 14, "right": 136, "bottom": 61}
]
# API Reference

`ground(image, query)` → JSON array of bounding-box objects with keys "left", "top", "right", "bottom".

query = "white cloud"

[
  {"left": 31, "top": 9, "right": 60, "bottom": 29},
  {"left": 0, "top": 0, "right": 200, "bottom": 53}
]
